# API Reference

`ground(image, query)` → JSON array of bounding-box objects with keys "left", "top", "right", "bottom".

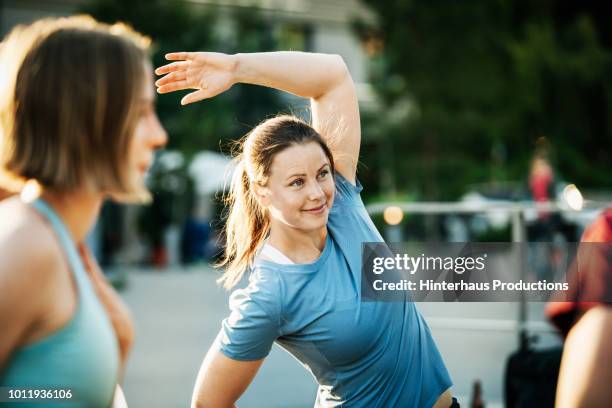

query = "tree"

[{"left": 357, "top": 0, "right": 612, "bottom": 200}]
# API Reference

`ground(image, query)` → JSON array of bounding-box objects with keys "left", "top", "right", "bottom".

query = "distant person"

[
  {"left": 157, "top": 51, "right": 455, "bottom": 407},
  {"left": 528, "top": 154, "right": 562, "bottom": 241},
  {"left": 527, "top": 153, "right": 567, "bottom": 280},
  {"left": 529, "top": 155, "right": 554, "bottom": 213},
  {"left": 0, "top": 16, "right": 167, "bottom": 407}
]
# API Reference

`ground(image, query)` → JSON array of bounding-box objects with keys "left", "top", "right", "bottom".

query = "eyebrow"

[{"left": 285, "top": 163, "right": 330, "bottom": 181}]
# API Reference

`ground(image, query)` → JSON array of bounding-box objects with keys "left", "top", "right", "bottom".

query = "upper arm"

[
  {"left": 216, "top": 271, "right": 282, "bottom": 361},
  {"left": 191, "top": 346, "right": 264, "bottom": 408},
  {"left": 191, "top": 271, "right": 281, "bottom": 407},
  {"left": 0, "top": 229, "right": 58, "bottom": 372},
  {"left": 555, "top": 306, "right": 612, "bottom": 407},
  {"left": 311, "top": 55, "right": 360, "bottom": 185}
]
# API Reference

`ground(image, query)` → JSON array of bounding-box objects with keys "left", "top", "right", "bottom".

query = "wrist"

[{"left": 231, "top": 53, "right": 244, "bottom": 84}]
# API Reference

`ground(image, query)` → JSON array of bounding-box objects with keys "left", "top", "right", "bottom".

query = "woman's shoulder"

[
  {"left": 333, "top": 171, "right": 363, "bottom": 206},
  {"left": 227, "top": 265, "right": 285, "bottom": 314},
  {"left": 246, "top": 264, "right": 284, "bottom": 294},
  {"left": 0, "top": 198, "right": 68, "bottom": 365},
  {"left": 0, "top": 197, "right": 64, "bottom": 292}
]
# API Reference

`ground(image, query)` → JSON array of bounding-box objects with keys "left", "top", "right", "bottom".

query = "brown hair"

[
  {"left": 0, "top": 15, "right": 151, "bottom": 201},
  {"left": 217, "top": 115, "right": 335, "bottom": 289}
]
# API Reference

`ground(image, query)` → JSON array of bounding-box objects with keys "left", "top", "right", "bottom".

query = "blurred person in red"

[
  {"left": 529, "top": 155, "right": 554, "bottom": 214},
  {"left": 528, "top": 153, "right": 563, "bottom": 241}
]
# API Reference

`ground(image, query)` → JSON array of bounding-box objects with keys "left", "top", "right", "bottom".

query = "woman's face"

[
  {"left": 258, "top": 141, "right": 335, "bottom": 233},
  {"left": 129, "top": 63, "right": 168, "bottom": 184}
]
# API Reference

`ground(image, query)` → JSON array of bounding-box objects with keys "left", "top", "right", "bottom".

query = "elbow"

[
  {"left": 330, "top": 54, "right": 350, "bottom": 82},
  {"left": 313, "top": 54, "right": 351, "bottom": 99}
]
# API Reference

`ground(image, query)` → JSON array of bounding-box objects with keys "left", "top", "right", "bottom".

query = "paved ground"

[{"left": 119, "top": 266, "right": 560, "bottom": 407}]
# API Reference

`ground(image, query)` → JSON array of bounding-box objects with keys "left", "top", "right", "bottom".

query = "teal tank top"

[{"left": 0, "top": 199, "right": 119, "bottom": 407}]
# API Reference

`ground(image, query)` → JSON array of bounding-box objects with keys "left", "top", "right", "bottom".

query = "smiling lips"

[{"left": 303, "top": 203, "right": 327, "bottom": 214}]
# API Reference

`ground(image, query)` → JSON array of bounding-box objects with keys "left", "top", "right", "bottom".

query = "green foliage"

[{"left": 357, "top": 0, "right": 612, "bottom": 200}]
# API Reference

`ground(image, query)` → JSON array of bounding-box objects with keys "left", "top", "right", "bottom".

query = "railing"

[{"left": 365, "top": 200, "right": 609, "bottom": 343}]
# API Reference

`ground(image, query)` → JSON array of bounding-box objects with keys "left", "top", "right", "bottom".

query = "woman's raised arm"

[{"left": 155, "top": 51, "right": 360, "bottom": 183}]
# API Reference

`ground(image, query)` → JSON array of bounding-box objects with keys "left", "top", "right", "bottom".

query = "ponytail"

[{"left": 216, "top": 158, "right": 270, "bottom": 289}]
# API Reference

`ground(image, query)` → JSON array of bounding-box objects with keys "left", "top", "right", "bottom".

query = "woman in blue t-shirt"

[{"left": 156, "top": 51, "right": 454, "bottom": 408}]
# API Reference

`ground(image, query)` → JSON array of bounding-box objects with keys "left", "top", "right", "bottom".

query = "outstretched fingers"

[
  {"left": 155, "top": 60, "right": 191, "bottom": 76},
  {"left": 165, "top": 52, "right": 195, "bottom": 61},
  {"left": 155, "top": 71, "right": 187, "bottom": 88},
  {"left": 155, "top": 51, "right": 218, "bottom": 101},
  {"left": 157, "top": 79, "right": 189, "bottom": 94}
]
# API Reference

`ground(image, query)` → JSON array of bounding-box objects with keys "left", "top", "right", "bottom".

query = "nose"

[
  {"left": 149, "top": 114, "right": 168, "bottom": 150},
  {"left": 307, "top": 179, "right": 326, "bottom": 201}
]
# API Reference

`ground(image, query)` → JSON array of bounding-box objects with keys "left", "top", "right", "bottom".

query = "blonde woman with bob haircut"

[
  {"left": 0, "top": 16, "right": 167, "bottom": 407},
  {"left": 157, "top": 51, "right": 455, "bottom": 408}
]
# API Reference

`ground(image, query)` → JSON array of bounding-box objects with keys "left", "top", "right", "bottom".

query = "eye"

[
  {"left": 290, "top": 178, "right": 304, "bottom": 187},
  {"left": 318, "top": 169, "right": 329, "bottom": 179}
]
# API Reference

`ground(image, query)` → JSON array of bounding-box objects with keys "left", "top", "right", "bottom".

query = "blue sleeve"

[
  {"left": 333, "top": 171, "right": 364, "bottom": 208},
  {"left": 215, "top": 270, "right": 282, "bottom": 361}
]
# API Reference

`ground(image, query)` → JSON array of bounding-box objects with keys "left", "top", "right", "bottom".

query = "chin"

[{"left": 300, "top": 216, "right": 329, "bottom": 231}]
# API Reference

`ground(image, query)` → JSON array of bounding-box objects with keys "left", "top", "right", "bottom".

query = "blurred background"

[{"left": 2, "top": 0, "right": 611, "bottom": 407}]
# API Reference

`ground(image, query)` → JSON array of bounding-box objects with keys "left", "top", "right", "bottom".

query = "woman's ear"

[{"left": 252, "top": 182, "right": 270, "bottom": 207}]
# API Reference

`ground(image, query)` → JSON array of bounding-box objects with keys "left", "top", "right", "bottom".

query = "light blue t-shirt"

[{"left": 216, "top": 173, "right": 452, "bottom": 408}]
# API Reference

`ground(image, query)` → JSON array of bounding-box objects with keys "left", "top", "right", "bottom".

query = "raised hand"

[{"left": 155, "top": 52, "right": 238, "bottom": 105}]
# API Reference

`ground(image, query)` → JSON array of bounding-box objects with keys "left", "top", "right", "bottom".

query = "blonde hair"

[
  {"left": 0, "top": 15, "right": 152, "bottom": 202},
  {"left": 217, "top": 115, "right": 335, "bottom": 289}
]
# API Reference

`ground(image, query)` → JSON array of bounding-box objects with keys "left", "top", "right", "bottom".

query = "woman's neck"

[
  {"left": 39, "top": 189, "right": 104, "bottom": 243},
  {"left": 267, "top": 221, "right": 327, "bottom": 264}
]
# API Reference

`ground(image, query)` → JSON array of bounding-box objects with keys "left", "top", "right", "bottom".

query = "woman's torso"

[
  {"left": 0, "top": 198, "right": 119, "bottom": 408},
  {"left": 249, "top": 175, "right": 452, "bottom": 407}
]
